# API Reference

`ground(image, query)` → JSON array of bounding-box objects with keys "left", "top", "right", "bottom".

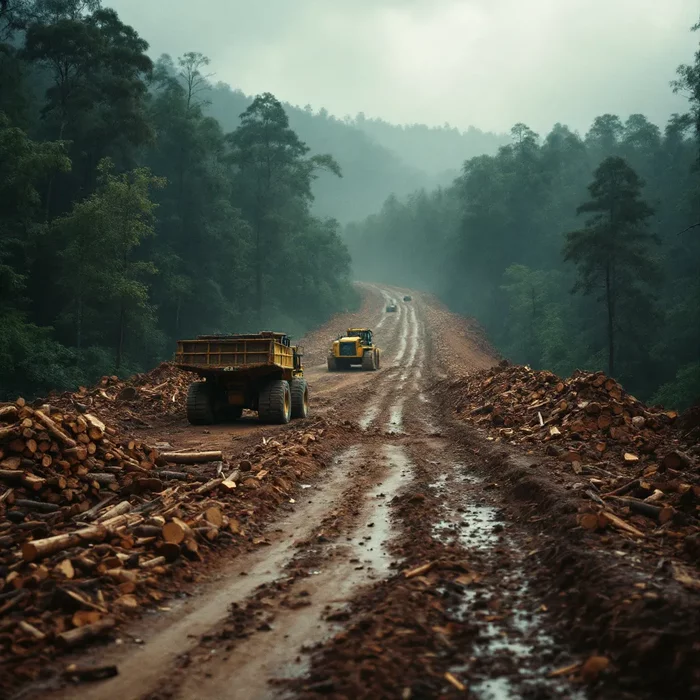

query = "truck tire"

[
  {"left": 327, "top": 356, "right": 337, "bottom": 372},
  {"left": 186, "top": 381, "right": 215, "bottom": 425},
  {"left": 258, "top": 380, "right": 291, "bottom": 424},
  {"left": 290, "top": 378, "right": 309, "bottom": 419},
  {"left": 362, "top": 351, "right": 377, "bottom": 371},
  {"left": 375, "top": 350, "right": 381, "bottom": 369}
]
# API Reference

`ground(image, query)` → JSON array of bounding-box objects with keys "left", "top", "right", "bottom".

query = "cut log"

[
  {"left": 611, "top": 497, "right": 663, "bottom": 521},
  {"left": 89, "top": 473, "right": 117, "bottom": 487},
  {"left": 15, "top": 499, "right": 59, "bottom": 513},
  {"left": 57, "top": 616, "right": 116, "bottom": 647},
  {"left": 141, "top": 556, "right": 166, "bottom": 569},
  {"left": 32, "top": 410, "right": 77, "bottom": 448},
  {"left": 84, "top": 414, "right": 106, "bottom": 440},
  {"left": 22, "top": 525, "right": 107, "bottom": 562},
  {"left": 160, "top": 450, "right": 223, "bottom": 464},
  {"left": 194, "top": 478, "right": 223, "bottom": 495},
  {"left": 18, "top": 620, "right": 46, "bottom": 640},
  {"left": 0, "top": 456, "right": 21, "bottom": 470},
  {"left": 162, "top": 517, "right": 192, "bottom": 545},
  {"left": 203, "top": 507, "right": 223, "bottom": 528},
  {"left": 76, "top": 494, "right": 118, "bottom": 522},
  {"left": 662, "top": 451, "right": 692, "bottom": 471},
  {"left": 72, "top": 610, "right": 102, "bottom": 628},
  {"left": 157, "top": 470, "right": 189, "bottom": 481},
  {"left": 95, "top": 501, "right": 131, "bottom": 523},
  {"left": 600, "top": 511, "right": 645, "bottom": 538}
]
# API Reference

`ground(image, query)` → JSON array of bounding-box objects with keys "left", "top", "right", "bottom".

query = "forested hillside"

[
  {"left": 0, "top": 1, "right": 356, "bottom": 398},
  {"left": 204, "top": 84, "right": 507, "bottom": 223},
  {"left": 347, "top": 18, "right": 700, "bottom": 408}
]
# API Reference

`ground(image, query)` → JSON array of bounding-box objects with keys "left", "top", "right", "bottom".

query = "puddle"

[
  {"left": 386, "top": 400, "right": 405, "bottom": 433},
  {"left": 359, "top": 403, "right": 381, "bottom": 430},
  {"left": 393, "top": 310, "right": 410, "bottom": 364},
  {"left": 431, "top": 468, "right": 585, "bottom": 700}
]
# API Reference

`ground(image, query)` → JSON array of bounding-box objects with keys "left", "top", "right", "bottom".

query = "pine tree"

[{"left": 563, "top": 156, "right": 657, "bottom": 376}]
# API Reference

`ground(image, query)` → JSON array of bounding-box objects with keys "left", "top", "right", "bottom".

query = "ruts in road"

[{"left": 28, "top": 285, "right": 594, "bottom": 700}]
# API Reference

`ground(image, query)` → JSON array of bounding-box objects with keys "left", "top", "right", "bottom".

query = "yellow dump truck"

[
  {"left": 327, "top": 328, "right": 380, "bottom": 371},
  {"left": 175, "top": 332, "right": 308, "bottom": 425}
]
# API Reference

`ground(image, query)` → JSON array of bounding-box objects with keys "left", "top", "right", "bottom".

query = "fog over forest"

[{"left": 1, "top": 1, "right": 699, "bottom": 408}]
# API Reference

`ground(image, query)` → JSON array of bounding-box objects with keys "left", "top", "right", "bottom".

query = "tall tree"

[
  {"left": 53, "top": 158, "right": 164, "bottom": 367},
  {"left": 563, "top": 157, "right": 656, "bottom": 375},
  {"left": 227, "top": 92, "right": 341, "bottom": 323}
]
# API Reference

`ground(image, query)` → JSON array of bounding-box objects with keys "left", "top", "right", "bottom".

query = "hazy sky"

[{"left": 107, "top": 0, "right": 698, "bottom": 135}]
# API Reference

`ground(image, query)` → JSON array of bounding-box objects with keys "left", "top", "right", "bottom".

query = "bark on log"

[
  {"left": 95, "top": 501, "right": 131, "bottom": 523},
  {"left": 57, "top": 617, "right": 116, "bottom": 647},
  {"left": 160, "top": 450, "right": 223, "bottom": 464},
  {"left": 157, "top": 470, "right": 189, "bottom": 480},
  {"left": 32, "top": 410, "right": 77, "bottom": 448},
  {"left": 194, "top": 478, "right": 223, "bottom": 495},
  {"left": 15, "top": 499, "right": 59, "bottom": 513},
  {"left": 22, "top": 525, "right": 107, "bottom": 561}
]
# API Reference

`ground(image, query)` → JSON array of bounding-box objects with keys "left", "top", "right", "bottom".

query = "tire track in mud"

[{"left": 31, "top": 288, "right": 585, "bottom": 700}]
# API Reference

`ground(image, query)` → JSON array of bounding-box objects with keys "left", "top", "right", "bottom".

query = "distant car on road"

[
  {"left": 403, "top": 295, "right": 412, "bottom": 302},
  {"left": 386, "top": 303, "right": 397, "bottom": 312}
]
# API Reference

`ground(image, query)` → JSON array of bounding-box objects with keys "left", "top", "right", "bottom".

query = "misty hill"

[{"left": 205, "top": 83, "right": 506, "bottom": 223}]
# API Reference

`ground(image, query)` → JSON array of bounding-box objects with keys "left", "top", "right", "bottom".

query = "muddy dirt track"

[{"left": 7, "top": 285, "right": 699, "bottom": 700}]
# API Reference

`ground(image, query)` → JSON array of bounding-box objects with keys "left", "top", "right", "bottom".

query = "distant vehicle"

[
  {"left": 403, "top": 295, "right": 412, "bottom": 302},
  {"left": 386, "top": 303, "right": 397, "bottom": 312},
  {"left": 327, "top": 328, "right": 380, "bottom": 371},
  {"left": 175, "top": 332, "right": 308, "bottom": 425}
]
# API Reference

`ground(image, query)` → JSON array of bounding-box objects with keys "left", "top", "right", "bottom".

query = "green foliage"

[
  {"left": 348, "top": 99, "right": 698, "bottom": 405},
  {"left": 0, "top": 6, "right": 356, "bottom": 398},
  {"left": 563, "top": 156, "right": 658, "bottom": 377}
]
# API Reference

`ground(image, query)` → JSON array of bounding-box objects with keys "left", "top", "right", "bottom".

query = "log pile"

[
  {"left": 49, "top": 362, "right": 192, "bottom": 429},
  {"left": 446, "top": 362, "right": 700, "bottom": 563},
  {"left": 0, "top": 396, "right": 327, "bottom": 689}
]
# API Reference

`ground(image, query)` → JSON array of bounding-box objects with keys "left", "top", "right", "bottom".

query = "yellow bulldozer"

[{"left": 327, "top": 328, "right": 380, "bottom": 371}]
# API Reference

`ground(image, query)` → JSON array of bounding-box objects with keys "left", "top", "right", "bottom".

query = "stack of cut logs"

[
  {"left": 50, "top": 362, "right": 193, "bottom": 429},
  {"left": 448, "top": 363, "right": 700, "bottom": 564},
  {"left": 0, "top": 396, "right": 326, "bottom": 683}
]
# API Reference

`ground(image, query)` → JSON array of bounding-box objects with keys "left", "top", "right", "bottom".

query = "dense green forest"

[
  {"left": 0, "top": 0, "right": 357, "bottom": 398},
  {"left": 347, "top": 18, "right": 700, "bottom": 408}
]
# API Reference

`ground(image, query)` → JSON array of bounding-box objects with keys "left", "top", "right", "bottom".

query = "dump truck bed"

[{"left": 175, "top": 333, "right": 295, "bottom": 374}]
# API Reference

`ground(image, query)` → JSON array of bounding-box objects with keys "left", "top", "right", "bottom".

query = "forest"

[
  {"left": 0, "top": 0, "right": 359, "bottom": 398},
  {"left": 347, "top": 18, "right": 700, "bottom": 408}
]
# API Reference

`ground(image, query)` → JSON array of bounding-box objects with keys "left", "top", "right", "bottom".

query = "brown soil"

[{"left": 2, "top": 285, "right": 699, "bottom": 700}]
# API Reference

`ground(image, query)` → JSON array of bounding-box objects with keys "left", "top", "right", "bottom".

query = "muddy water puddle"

[{"left": 429, "top": 468, "right": 582, "bottom": 700}]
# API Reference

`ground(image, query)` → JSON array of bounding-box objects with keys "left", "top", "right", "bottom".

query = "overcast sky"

[{"left": 106, "top": 0, "right": 698, "bottom": 135}]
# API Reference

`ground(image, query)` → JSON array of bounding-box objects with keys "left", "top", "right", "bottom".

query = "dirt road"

[{"left": 10, "top": 285, "right": 694, "bottom": 700}]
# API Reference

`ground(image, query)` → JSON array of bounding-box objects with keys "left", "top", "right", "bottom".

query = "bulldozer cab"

[{"left": 348, "top": 328, "right": 372, "bottom": 347}]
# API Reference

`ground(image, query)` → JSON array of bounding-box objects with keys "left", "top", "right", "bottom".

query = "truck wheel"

[
  {"left": 186, "top": 381, "right": 215, "bottom": 425},
  {"left": 327, "top": 356, "right": 337, "bottom": 372},
  {"left": 258, "top": 380, "right": 291, "bottom": 424},
  {"left": 375, "top": 350, "right": 381, "bottom": 369},
  {"left": 362, "top": 351, "right": 376, "bottom": 371},
  {"left": 290, "top": 378, "right": 309, "bottom": 419}
]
